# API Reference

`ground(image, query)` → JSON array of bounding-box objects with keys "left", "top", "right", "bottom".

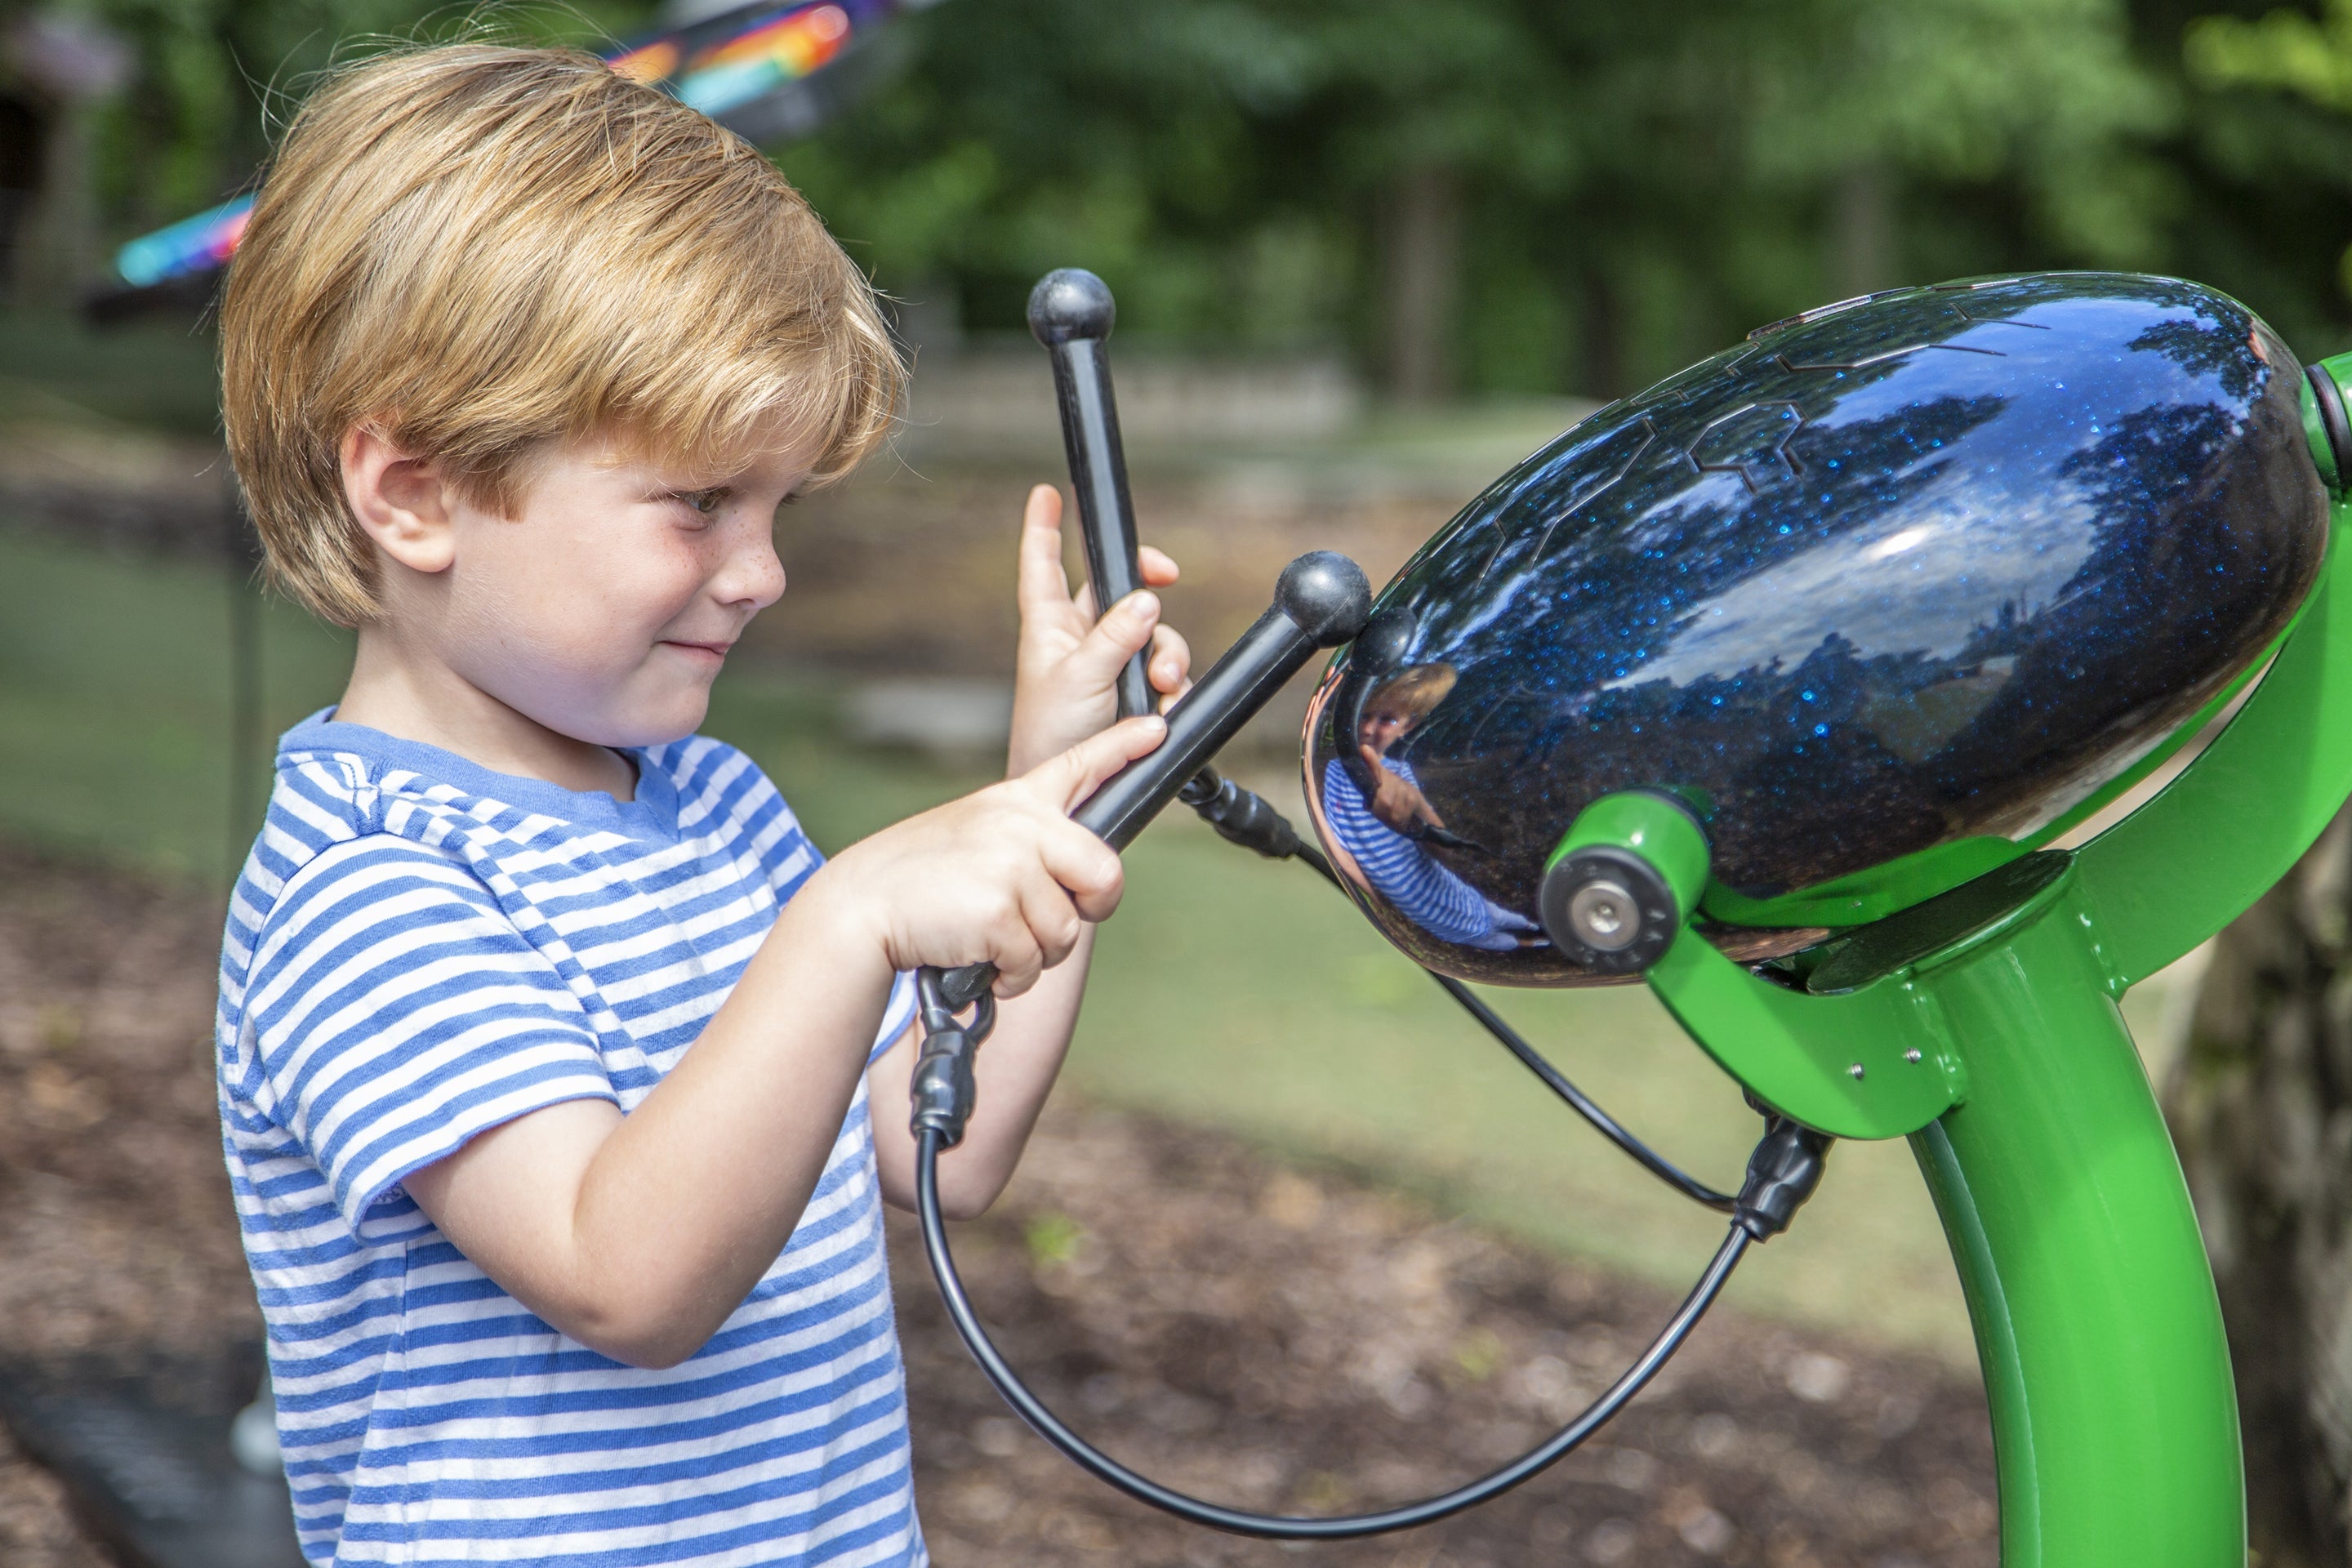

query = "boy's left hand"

[{"left": 1007, "top": 484, "right": 1192, "bottom": 777}]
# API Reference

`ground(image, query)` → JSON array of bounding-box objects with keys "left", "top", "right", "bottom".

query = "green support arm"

[{"left": 2074, "top": 495, "right": 2352, "bottom": 991}]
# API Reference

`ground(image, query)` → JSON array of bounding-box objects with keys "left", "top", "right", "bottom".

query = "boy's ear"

[{"left": 341, "top": 424, "right": 458, "bottom": 575}]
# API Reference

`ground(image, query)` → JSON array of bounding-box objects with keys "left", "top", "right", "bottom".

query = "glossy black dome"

[{"left": 1303, "top": 273, "right": 2330, "bottom": 986}]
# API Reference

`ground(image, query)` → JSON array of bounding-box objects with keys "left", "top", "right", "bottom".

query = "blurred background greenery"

[
  {"left": 0, "top": 0, "right": 2303, "bottom": 1368},
  {"left": 16, "top": 0, "right": 2352, "bottom": 389}
]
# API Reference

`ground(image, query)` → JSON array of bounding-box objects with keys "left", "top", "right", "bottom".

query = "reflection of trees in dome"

[{"left": 2121, "top": 312, "right": 2270, "bottom": 403}]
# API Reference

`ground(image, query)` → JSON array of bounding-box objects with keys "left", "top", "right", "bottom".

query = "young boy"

[{"left": 213, "top": 43, "right": 1192, "bottom": 1566}]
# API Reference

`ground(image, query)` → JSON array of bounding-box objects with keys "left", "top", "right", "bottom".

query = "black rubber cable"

[
  {"left": 915, "top": 1124, "right": 1750, "bottom": 1539},
  {"left": 1285, "top": 841, "right": 1737, "bottom": 1212}
]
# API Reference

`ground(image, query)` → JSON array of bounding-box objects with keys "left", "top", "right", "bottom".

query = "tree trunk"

[
  {"left": 1379, "top": 163, "right": 1461, "bottom": 404},
  {"left": 1829, "top": 163, "right": 1893, "bottom": 302},
  {"left": 14, "top": 100, "right": 93, "bottom": 309},
  {"left": 2167, "top": 805, "right": 2352, "bottom": 1566},
  {"left": 1579, "top": 266, "right": 1624, "bottom": 401}
]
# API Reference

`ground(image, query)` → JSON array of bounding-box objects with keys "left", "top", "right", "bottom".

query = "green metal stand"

[
  {"left": 1909, "top": 869, "right": 2240, "bottom": 1566},
  {"left": 1610, "top": 817, "right": 2248, "bottom": 1563}
]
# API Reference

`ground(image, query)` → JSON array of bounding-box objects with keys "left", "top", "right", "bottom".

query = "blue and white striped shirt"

[
  {"left": 1321, "top": 755, "right": 1532, "bottom": 951},
  {"left": 216, "top": 712, "right": 924, "bottom": 1566}
]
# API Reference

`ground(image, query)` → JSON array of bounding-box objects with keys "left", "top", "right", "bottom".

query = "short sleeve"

[
  {"left": 234, "top": 835, "right": 617, "bottom": 1230},
  {"left": 871, "top": 969, "right": 918, "bottom": 1067}
]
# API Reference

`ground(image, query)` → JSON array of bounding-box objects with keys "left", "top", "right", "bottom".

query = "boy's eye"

[{"left": 672, "top": 487, "right": 729, "bottom": 516}]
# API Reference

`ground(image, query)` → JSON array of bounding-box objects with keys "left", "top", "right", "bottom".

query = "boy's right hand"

[{"left": 825, "top": 714, "right": 1165, "bottom": 996}]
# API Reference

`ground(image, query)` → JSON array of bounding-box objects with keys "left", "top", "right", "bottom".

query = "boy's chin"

[{"left": 547, "top": 691, "right": 711, "bottom": 751}]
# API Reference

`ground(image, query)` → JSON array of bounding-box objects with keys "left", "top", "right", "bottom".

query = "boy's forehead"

[{"left": 591, "top": 412, "right": 824, "bottom": 483}]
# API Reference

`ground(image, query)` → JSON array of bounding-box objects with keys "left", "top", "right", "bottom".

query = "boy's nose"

[{"left": 718, "top": 527, "right": 787, "bottom": 610}]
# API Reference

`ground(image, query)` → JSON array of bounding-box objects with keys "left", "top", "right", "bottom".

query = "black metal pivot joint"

[
  {"left": 2310, "top": 363, "right": 2352, "bottom": 492},
  {"left": 1539, "top": 845, "right": 1684, "bottom": 975},
  {"left": 1733, "top": 1116, "right": 1833, "bottom": 1241},
  {"left": 1179, "top": 770, "right": 1303, "bottom": 860}
]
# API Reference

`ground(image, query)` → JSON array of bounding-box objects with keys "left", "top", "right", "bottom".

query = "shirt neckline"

[{"left": 279, "top": 707, "right": 681, "bottom": 840}]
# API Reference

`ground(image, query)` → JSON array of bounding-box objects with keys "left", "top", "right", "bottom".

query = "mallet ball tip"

[
  {"left": 1028, "top": 269, "right": 1116, "bottom": 345},
  {"left": 1276, "top": 551, "right": 1374, "bottom": 648}
]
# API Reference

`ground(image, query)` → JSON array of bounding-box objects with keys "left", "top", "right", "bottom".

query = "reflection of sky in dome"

[
  {"left": 1611, "top": 468, "right": 2096, "bottom": 688},
  {"left": 1597, "top": 299, "right": 2225, "bottom": 693}
]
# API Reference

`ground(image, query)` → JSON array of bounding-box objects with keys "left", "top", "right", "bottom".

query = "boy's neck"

[{"left": 337, "top": 626, "right": 639, "bottom": 800}]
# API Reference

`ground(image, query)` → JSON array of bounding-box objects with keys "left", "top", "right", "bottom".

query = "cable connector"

[
  {"left": 1180, "top": 768, "right": 1303, "bottom": 860},
  {"left": 1733, "top": 1116, "right": 1833, "bottom": 1241},
  {"left": 911, "top": 967, "right": 997, "bottom": 1148},
  {"left": 910, "top": 1025, "right": 978, "bottom": 1147}
]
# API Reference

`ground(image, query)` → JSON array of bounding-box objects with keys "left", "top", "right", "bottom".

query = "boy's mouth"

[{"left": 662, "top": 639, "right": 734, "bottom": 665}]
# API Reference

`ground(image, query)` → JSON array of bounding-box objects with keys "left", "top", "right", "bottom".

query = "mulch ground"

[{"left": 0, "top": 843, "right": 1998, "bottom": 1568}]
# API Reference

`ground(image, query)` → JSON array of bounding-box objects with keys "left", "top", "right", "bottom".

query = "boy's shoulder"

[{"left": 247, "top": 715, "right": 807, "bottom": 914}]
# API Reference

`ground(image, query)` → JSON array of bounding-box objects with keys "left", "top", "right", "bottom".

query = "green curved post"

[{"left": 1905, "top": 871, "right": 2241, "bottom": 1567}]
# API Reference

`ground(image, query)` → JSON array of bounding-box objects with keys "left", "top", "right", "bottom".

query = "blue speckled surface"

[{"left": 1304, "top": 273, "right": 2330, "bottom": 986}]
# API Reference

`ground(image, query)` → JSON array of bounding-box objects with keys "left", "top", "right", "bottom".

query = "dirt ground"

[{"left": 0, "top": 844, "right": 1998, "bottom": 1568}]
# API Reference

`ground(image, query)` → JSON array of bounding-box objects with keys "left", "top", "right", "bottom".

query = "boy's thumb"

[
  {"left": 1062, "top": 591, "right": 1160, "bottom": 684},
  {"left": 1032, "top": 715, "right": 1166, "bottom": 813}
]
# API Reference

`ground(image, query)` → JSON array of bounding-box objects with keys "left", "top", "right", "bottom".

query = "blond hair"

[
  {"left": 220, "top": 42, "right": 903, "bottom": 625},
  {"left": 1366, "top": 663, "right": 1459, "bottom": 721}
]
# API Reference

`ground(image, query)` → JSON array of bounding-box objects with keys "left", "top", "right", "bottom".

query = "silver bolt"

[
  {"left": 1568, "top": 879, "right": 1642, "bottom": 952},
  {"left": 1904, "top": 1048, "right": 1924, "bottom": 1064},
  {"left": 1848, "top": 1062, "right": 1865, "bottom": 1080}
]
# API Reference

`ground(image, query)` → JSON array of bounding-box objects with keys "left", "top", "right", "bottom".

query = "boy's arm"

[
  {"left": 402, "top": 720, "right": 1159, "bottom": 1370},
  {"left": 870, "top": 484, "right": 1192, "bottom": 1217}
]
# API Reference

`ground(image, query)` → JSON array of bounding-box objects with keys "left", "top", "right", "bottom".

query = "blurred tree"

[
  {"left": 0, "top": 0, "right": 648, "bottom": 289},
  {"left": 33, "top": 0, "right": 2352, "bottom": 397},
  {"left": 785, "top": 0, "right": 2175, "bottom": 400},
  {"left": 5, "top": 6, "right": 133, "bottom": 304},
  {"left": 2180, "top": 0, "right": 2352, "bottom": 314},
  {"left": 2156, "top": 11, "right": 2352, "bottom": 1568}
]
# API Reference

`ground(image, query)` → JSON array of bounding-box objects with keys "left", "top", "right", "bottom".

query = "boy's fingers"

[
  {"left": 1018, "top": 871, "right": 1091, "bottom": 969},
  {"left": 1027, "top": 715, "right": 1166, "bottom": 811},
  {"left": 988, "top": 929, "right": 1045, "bottom": 998},
  {"left": 1041, "top": 824, "right": 1125, "bottom": 922},
  {"left": 1148, "top": 624, "right": 1191, "bottom": 697},
  {"left": 1361, "top": 743, "right": 1383, "bottom": 769},
  {"left": 1139, "top": 545, "right": 1180, "bottom": 586},
  {"left": 1016, "top": 486, "right": 1071, "bottom": 615}
]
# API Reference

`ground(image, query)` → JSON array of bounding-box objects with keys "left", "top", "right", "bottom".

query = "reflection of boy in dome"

[{"left": 1323, "top": 664, "right": 1539, "bottom": 951}]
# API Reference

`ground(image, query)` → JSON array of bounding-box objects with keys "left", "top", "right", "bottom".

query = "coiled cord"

[
  {"left": 915, "top": 1123, "right": 1755, "bottom": 1539},
  {"left": 909, "top": 769, "right": 1829, "bottom": 1537}
]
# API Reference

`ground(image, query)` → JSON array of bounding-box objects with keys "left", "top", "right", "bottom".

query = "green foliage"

[
  {"left": 72, "top": 0, "right": 659, "bottom": 233},
  {"left": 2181, "top": 0, "right": 2352, "bottom": 314},
  {"left": 2187, "top": 0, "right": 2352, "bottom": 110},
  {"left": 783, "top": 0, "right": 2182, "bottom": 394},
  {"left": 40, "top": 0, "right": 2352, "bottom": 391}
]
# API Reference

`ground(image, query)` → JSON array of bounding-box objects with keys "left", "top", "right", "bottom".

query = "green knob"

[{"left": 1540, "top": 792, "right": 1712, "bottom": 973}]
